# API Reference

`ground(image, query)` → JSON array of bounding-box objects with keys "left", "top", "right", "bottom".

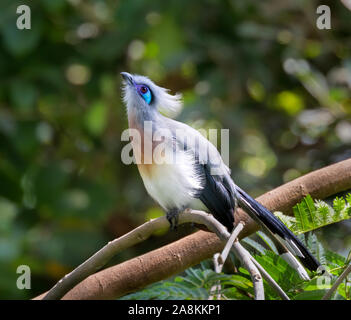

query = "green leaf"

[
  {"left": 274, "top": 211, "right": 298, "bottom": 233},
  {"left": 306, "top": 233, "right": 326, "bottom": 266},
  {"left": 333, "top": 197, "right": 346, "bottom": 219},
  {"left": 257, "top": 231, "right": 278, "bottom": 254},
  {"left": 242, "top": 237, "right": 267, "bottom": 255},
  {"left": 345, "top": 193, "right": 351, "bottom": 205},
  {"left": 221, "top": 275, "right": 254, "bottom": 291},
  {"left": 337, "top": 283, "right": 349, "bottom": 300},
  {"left": 325, "top": 250, "right": 346, "bottom": 270},
  {"left": 315, "top": 200, "right": 331, "bottom": 225},
  {"left": 293, "top": 195, "right": 314, "bottom": 232},
  {"left": 120, "top": 281, "right": 209, "bottom": 300},
  {"left": 281, "top": 194, "right": 351, "bottom": 234}
]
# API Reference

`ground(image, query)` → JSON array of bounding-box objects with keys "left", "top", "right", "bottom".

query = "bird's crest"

[
  {"left": 122, "top": 73, "right": 183, "bottom": 117},
  {"left": 155, "top": 86, "right": 183, "bottom": 117}
]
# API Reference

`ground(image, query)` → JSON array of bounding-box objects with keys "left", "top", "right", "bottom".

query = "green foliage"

[
  {"left": 123, "top": 195, "right": 351, "bottom": 300},
  {"left": 121, "top": 263, "right": 254, "bottom": 300},
  {"left": 255, "top": 251, "right": 302, "bottom": 295},
  {"left": 122, "top": 236, "right": 350, "bottom": 300},
  {"left": 275, "top": 194, "right": 351, "bottom": 235},
  {"left": 120, "top": 280, "right": 209, "bottom": 300}
]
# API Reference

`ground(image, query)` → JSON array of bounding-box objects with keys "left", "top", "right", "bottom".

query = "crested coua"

[{"left": 121, "top": 72, "right": 321, "bottom": 279}]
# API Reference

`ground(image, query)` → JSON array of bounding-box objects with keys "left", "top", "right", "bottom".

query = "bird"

[{"left": 120, "top": 72, "right": 321, "bottom": 279}]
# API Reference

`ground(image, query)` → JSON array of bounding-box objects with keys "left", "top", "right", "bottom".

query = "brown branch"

[
  {"left": 41, "top": 210, "right": 226, "bottom": 300},
  {"left": 34, "top": 158, "right": 351, "bottom": 300}
]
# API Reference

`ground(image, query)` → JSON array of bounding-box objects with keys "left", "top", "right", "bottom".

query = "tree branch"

[
  {"left": 41, "top": 209, "right": 227, "bottom": 300},
  {"left": 210, "top": 222, "right": 288, "bottom": 300},
  {"left": 44, "top": 214, "right": 267, "bottom": 300},
  {"left": 231, "top": 241, "right": 264, "bottom": 300},
  {"left": 34, "top": 158, "right": 351, "bottom": 300},
  {"left": 250, "top": 254, "right": 290, "bottom": 300},
  {"left": 322, "top": 263, "right": 351, "bottom": 300},
  {"left": 209, "top": 223, "right": 245, "bottom": 300}
]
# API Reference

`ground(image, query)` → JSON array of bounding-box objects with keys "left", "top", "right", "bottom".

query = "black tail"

[{"left": 236, "top": 186, "right": 320, "bottom": 272}]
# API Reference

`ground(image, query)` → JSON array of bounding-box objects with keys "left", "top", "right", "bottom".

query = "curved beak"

[{"left": 120, "top": 72, "right": 134, "bottom": 85}]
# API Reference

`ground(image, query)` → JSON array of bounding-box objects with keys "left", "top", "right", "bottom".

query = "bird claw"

[{"left": 167, "top": 209, "right": 180, "bottom": 230}]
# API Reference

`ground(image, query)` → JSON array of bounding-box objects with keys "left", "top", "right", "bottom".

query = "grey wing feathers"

[
  {"left": 199, "top": 165, "right": 236, "bottom": 231},
  {"left": 164, "top": 117, "right": 237, "bottom": 231}
]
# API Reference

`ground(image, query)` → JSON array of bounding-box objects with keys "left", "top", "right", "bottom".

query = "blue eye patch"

[{"left": 136, "top": 84, "right": 152, "bottom": 105}]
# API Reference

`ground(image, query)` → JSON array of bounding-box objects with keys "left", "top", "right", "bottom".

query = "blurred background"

[{"left": 0, "top": 0, "right": 351, "bottom": 299}]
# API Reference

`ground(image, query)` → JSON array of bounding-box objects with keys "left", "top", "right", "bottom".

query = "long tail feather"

[{"left": 235, "top": 186, "right": 320, "bottom": 272}]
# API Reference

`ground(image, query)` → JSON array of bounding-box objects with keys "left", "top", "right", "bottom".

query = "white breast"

[{"left": 138, "top": 149, "right": 204, "bottom": 211}]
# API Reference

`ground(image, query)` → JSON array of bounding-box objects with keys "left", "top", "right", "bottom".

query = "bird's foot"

[{"left": 166, "top": 208, "right": 180, "bottom": 231}]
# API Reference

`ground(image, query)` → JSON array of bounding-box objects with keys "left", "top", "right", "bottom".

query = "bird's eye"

[{"left": 137, "top": 84, "right": 152, "bottom": 104}]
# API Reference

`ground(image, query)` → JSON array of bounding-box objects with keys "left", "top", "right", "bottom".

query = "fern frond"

[
  {"left": 257, "top": 231, "right": 278, "bottom": 254},
  {"left": 306, "top": 233, "right": 326, "bottom": 266},
  {"left": 275, "top": 194, "right": 351, "bottom": 234},
  {"left": 333, "top": 197, "right": 346, "bottom": 219},
  {"left": 241, "top": 237, "right": 267, "bottom": 255}
]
